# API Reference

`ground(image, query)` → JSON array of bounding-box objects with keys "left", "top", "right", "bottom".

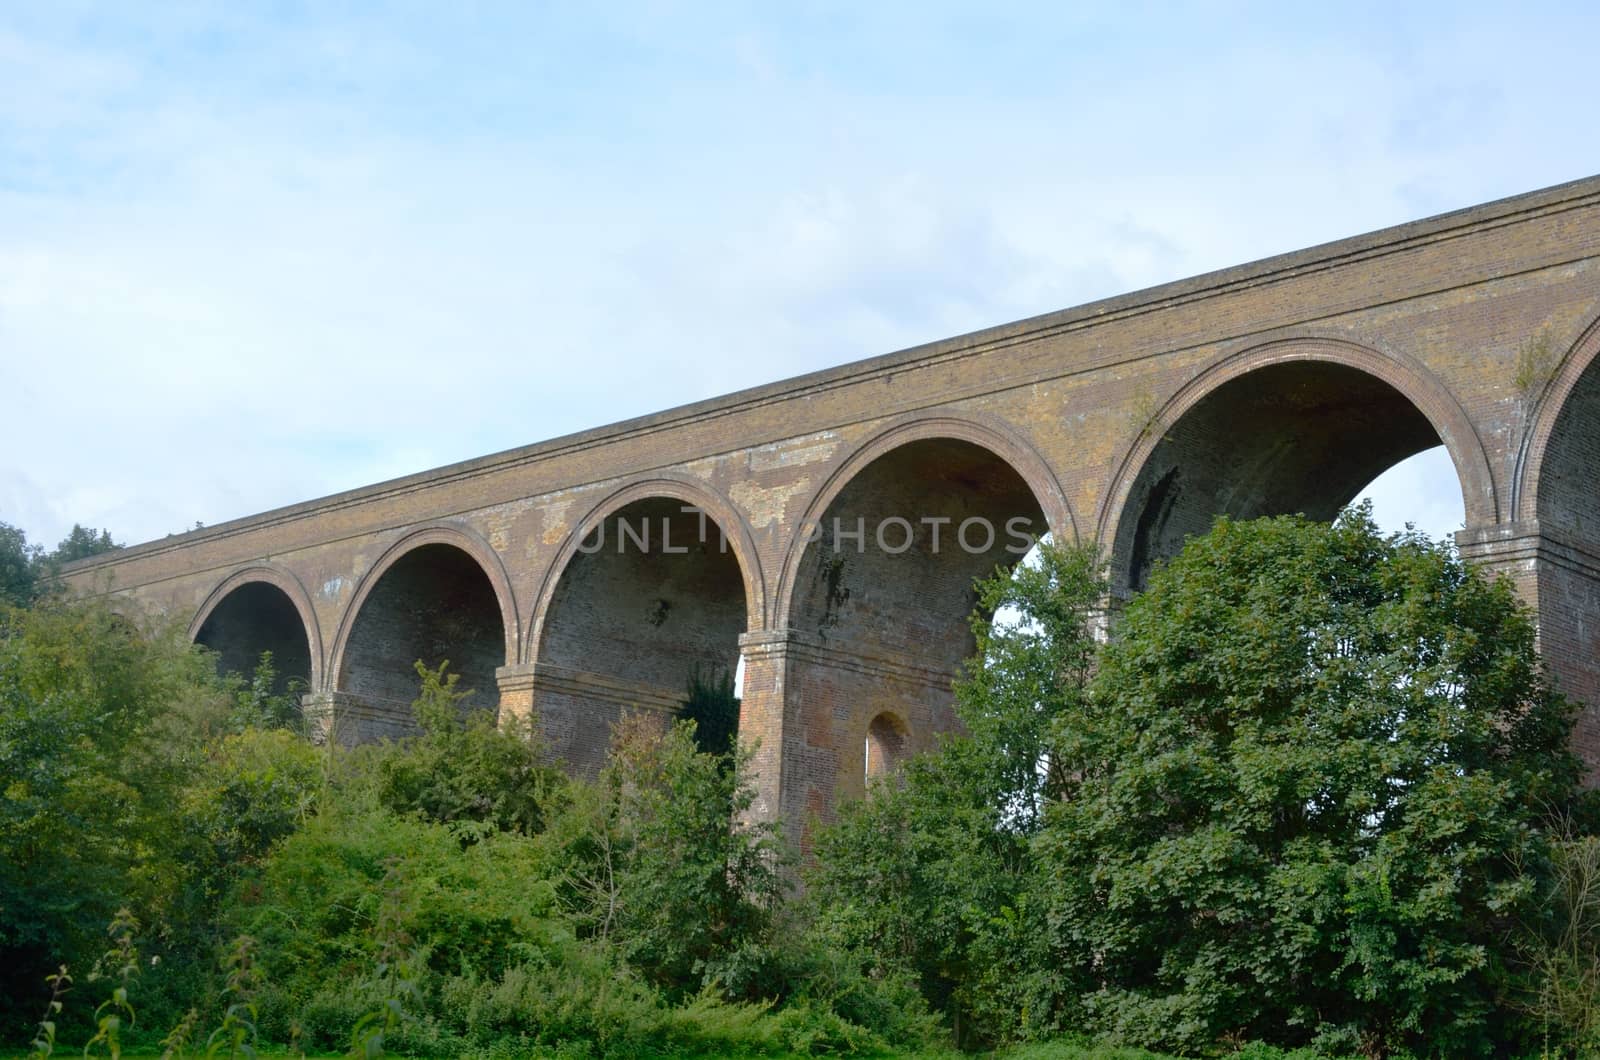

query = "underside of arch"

[
  {"left": 1112, "top": 361, "right": 1447, "bottom": 595},
  {"left": 790, "top": 437, "right": 1047, "bottom": 663},
  {"left": 781, "top": 436, "right": 1048, "bottom": 811},
  {"left": 337, "top": 543, "right": 508, "bottom": 725},
  {"left": 194, "top": 580, "right": 314, "bottom": 697},
  {"left": 1535, "top": 351, "right": 1600, "bottom": 539},
  {"left": 530, "top": 496, "right": 750, "bottom": 772},
  {"left": 1525, "top": 336, "right": 1600, "bottom": 774}
]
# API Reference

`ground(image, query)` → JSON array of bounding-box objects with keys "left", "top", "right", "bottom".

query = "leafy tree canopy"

[
  {"left": 51, "top": 523, "right": 120, "bottom": 564},
  {"left": 1037, "top": 507, "right": 1581, "bottom": 1056},
  {"left": 0, "top": 520, "right": 120, "bottom": 609},
  {"left": 810, "top": 508, "right": 1585, "bottom": 1056}
]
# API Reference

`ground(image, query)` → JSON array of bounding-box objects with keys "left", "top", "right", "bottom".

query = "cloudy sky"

[{"left": 3, "top": 2, "right": 1597, "bottom": 551}]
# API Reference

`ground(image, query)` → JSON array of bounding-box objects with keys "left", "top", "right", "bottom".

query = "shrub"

[
  {"left": 1036, "top": 509, "right": 1581, "bottom": 1055},
  {"left": 0, "top": 598, "right": 230, "bottom": 1037},
  {"left": 553, "top": 716, "right": 785, "bottom": 999},
  {"left": 374, "top": 661, "right": 567, "bottom": 843}
]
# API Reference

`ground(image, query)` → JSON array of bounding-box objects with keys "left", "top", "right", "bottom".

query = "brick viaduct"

[{"left": 65, "top": 175, "right": 1600, "bottom": 845}]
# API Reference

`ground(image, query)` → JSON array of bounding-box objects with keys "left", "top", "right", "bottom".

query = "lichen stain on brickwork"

[
  {"left": 538, "top": 498, "right": 576, "bottom": 548},
  {"left": 747, "top": 432, "right": 840, "bottom": 473},
  {"left": 481, "top": 499, "right": 538, "bottom": 554},
  {"left": 730, "top": 478, "right": 811, "bottom": 530}
]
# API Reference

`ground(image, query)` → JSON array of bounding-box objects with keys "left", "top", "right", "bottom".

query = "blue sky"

[{"left": 2, "top": 2, "right": 1597, "bottom": 549}]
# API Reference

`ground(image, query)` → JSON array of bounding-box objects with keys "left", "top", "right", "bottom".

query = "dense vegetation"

[
  {"left": 2, "top": 509, "right": 1598, "bottom": 1057},
  {"left": 0, "top": 521, "right": 119, "bottom": 609}
]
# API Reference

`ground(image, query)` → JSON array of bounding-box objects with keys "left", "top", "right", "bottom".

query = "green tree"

[
  {"left": 1035, "top": 508, "right": 1581, "bottom": 1055},
  {"left": 0, "top": 598, "right": 231, "bottom": 1037},
  {"left": 0, "top": 521, "right": 120, "bottom": 609},
  {"left": 0, "top": 521, "right": 41, "bottom": 608},
  {"left": 51, "top": 524, "right": 119, "bottom": 565},
  {"left": 681, "top": 664, "right": 740, "bottom": 758},
  {"left": 806, "top": 542, "right": 1105, "bottom": 1046}
]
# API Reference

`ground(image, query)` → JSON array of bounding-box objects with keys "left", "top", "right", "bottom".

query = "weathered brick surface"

[{"left": 64, "top": 175, "right": 1600, "bottom": 825}]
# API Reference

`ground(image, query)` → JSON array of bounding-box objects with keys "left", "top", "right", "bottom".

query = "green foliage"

[
  {"left": 373, "top": 660, "right": 566, "bottom": 842},
  {"left": 178, "top": 729, "right": 323, "bottom": 900},
  {"left": 7, "top": 512, "right": 1591, "bottom": 1058},
  {"left": 807, "top": 542, "right": 1105, "bottom": 1047},
  {"left": 0, "top": 522, "right": 43, "bottom": 609},
  {"left": 809, "top": 514, "right": 1586, "bottom": 1055},
  {"left": 0, "top": 521, "right": 120, "bottom": 608},
  {"left": 50, "top": 524, "right": 120, "bottom": 566},
  {"left": 222, "top": 808, "right": 568, "bottom": 1051},
  {"left": 1036, "top": 508, "right": 1580, "bottom": 1055},
  {"left": 0, "top": 599, "right": 230, "bottom": 1035},
  {"left": 25, "top": 965, "right": 70, "bottom": 1060},
  {"left": 557, "top": 716, "right": 785, "bottom": 998},
  {"left": 681, "top": 665, "right": 740, "bottom": 758},
  {"left": 1514, "top": 818, "right": 1600, "bottom": 1054},
  {"left": 84, "top": 909, "right": 141, "bottom": 1060},
  {"left": 217, "top": 653, "right": 304, "bottom": 735}
]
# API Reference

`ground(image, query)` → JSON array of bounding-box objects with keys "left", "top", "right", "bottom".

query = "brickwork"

[{"left": 60, "top": 174, "right": 1600, "bottom": 829}]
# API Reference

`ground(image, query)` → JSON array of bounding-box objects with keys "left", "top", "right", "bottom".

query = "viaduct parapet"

[{"left": 65, "top": 175, "right": 1600, "bottom": 843}]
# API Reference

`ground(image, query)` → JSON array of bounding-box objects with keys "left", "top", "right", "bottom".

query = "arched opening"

[
  {"left": 1535, "top": 352, "right": 1600, "bottom": 540},
  {"left": 786, "top": 437, "right": 1049, "bottom": 802},
  {"left": 194, "top": 581, "right": 313, "bottom": 697},
  {"left": 1112, "top": 361, "right": 1460, "bottom": 595},
  {"left": 791, "top": 437, "right": 1047, "bottom": 671},
  {"left": 864, "top": 711, "right": 909, "bottom": 781},
  {"left": 338, "top": 543, "right": 507, "bottom": 721},
  {"left": 534, "top": 496, "right": 750, "bottom": 772},
  {"left": 1528, "top": 347, "right": 1600, "bottom": 760}
]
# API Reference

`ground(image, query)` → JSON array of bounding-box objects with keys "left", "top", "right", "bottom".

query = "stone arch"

[
  {"left": 330, "top": 523, "right": 517, "bottom": 718},
  {"left": 526, "top": 475, "right": 766, "bottom": 656},
  {"left": 525, "top": 476, "right": 763, "bottom": 771},
  {"left": 773, "top": 413, "right": 1077, "bottom": 628},
  {"left": 1099, "top": 337, "right": 1496, "bottom": 595},
  {"left": 1514, "top": 311, "right": 1600, "bottom": 528},
  {"left": 775, "top": 416, "right": 1063, "bottom": 798},
  {"left": 189, "top": 564, "right": 323, "bottom": 694}
]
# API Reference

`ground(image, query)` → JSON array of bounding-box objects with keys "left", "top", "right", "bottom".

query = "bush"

[
  {"left": 223, "top": 807, "right": 570, "bottom": 1049},
  {"left": 0, "top": 598, "right": 231, "bottom": 1037},
  {"left": 1036, "top": 509, "right": 1582, "bottom": 1055},
  {"left": 1515, "top": 817, "right": 1600, "bottom": 1053},
  {"left": 374, "top": 661, "right": 567, "bottom": 842},
  {"left": 552, "top": 716, "right": 785, "bottom": 999}
]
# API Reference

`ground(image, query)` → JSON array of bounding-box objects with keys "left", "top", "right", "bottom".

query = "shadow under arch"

[
  {"left": 189, "top": 563, "right": 323, "bottom": 694},
  {"left": 328, "top": 522, "right": 519, "bottom": 717},
  {"left": 1098, "top": 337, "right": 1496, "bottom": 596},
  {"left": 525, "top": 474, "right": 766, "bottom": 658},
  {"left": 767, "top": 413, "right": 1068, "bottom": 820},
  {"left": 772, "top": 412, "right": 1077, "bottom": 629},
  {"left": 524, "top": 475, "right": 764, "bottom": 772}
]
